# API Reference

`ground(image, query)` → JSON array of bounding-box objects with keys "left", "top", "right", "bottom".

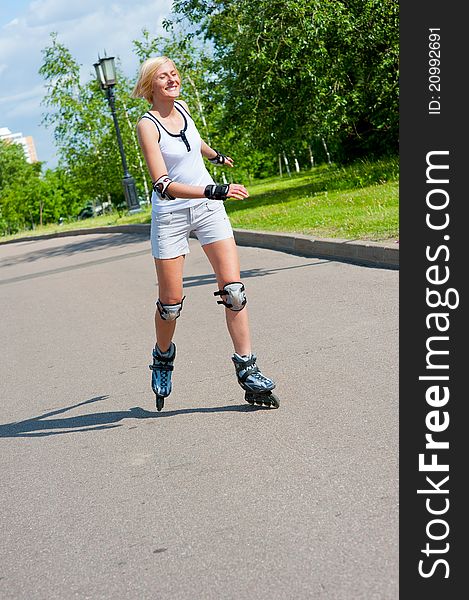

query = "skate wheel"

[
  {"left": 268, "top": 393, "right": 280, "bottom": 409},
  {"left": 245, "top": 392, "right": 279, "bottom": 408},
  {"left": 155, "top": 395, "right": 165, "bottom": 412},
  {"left": 244, "top": 393, "right": 255, "bottom": 405}
]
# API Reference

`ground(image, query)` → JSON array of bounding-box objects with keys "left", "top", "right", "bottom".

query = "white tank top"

[{"left": 141, "top": 101, "right": 215, "bottom": 213}]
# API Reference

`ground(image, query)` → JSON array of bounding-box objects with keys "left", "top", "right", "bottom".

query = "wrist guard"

[
  {"left": 204, "top": 184, "right": 230, "bottom": 201},
  {"left": 208, "top": 150, "right": 227, "bottom": 165},
  {"left": 153, "top": 175, "right": 176, "bottom": 200}
]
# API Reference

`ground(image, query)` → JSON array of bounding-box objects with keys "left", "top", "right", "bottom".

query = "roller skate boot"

[
  {"left": 149, "top": 342, "right": 176, "bottom": 411},
  {"left": 231, "top": 353, "right": 279, "bottom": 408}
]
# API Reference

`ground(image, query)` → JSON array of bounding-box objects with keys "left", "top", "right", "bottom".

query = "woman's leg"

[
  {"left": 202, "top": 238, "right": 252, "bottom": 356},
  {"left": 203, "top": 237, "right": 278, "bottom": 407},
  {"left": 154, "top": 255, "right": 185, "bottom": 351}
]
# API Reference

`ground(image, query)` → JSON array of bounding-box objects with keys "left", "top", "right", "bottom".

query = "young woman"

[{"left": 132, "top": 56, "right": 278, "bottom": 411}]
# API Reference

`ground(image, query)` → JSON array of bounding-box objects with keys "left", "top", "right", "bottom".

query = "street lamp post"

[{"left": 94, "top": 55, "right": 141, "bottom": 213}]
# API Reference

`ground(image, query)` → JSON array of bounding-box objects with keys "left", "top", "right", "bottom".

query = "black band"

[
  {"left": 204, "top": 184, "right": 230, "bottom": 201},
  {"left": 208, "top": 150, "right": 226, "bottom": 165}
]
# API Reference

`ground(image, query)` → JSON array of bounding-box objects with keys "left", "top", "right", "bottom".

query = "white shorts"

[{"left": 151, "top": 200, "right": 234, "bottom": 259}]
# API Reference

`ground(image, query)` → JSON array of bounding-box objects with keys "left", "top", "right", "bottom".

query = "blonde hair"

[{"left": 131, "top": 56, "right": 180, "bottom": 103}]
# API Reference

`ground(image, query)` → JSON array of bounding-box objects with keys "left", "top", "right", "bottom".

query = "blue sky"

[{"left": 0, "top": 0, "right": 172, "bottom": 168}]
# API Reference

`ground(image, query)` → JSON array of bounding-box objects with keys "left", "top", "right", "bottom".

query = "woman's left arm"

[{"left": 200, "top": 140, "right": 234, "bottom": 167}]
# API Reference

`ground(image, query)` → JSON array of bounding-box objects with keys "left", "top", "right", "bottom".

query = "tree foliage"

[
  {"left": 0, "top": 140, "right": 81, "bottom": 234},
  {"left": 172, "top": 0, "right": 399, "bottom": 160},
  {"left": 0, "top": 140, "right": 37, "bottom": 234},
  {"left": 39, "top": 33, "right": 151, "bottom": 211}
]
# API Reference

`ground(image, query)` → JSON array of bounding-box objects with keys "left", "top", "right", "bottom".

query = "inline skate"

[
  {"left": 149, "top": 342, "right": 176, "bottom": 411},
  {"left": 231, "top": 353, "right": 279, "bottom": 408}
]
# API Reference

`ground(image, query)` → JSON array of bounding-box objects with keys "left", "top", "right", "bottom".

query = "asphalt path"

[{"left": 0, "top": 232, "right": 399, "bottom": 599}]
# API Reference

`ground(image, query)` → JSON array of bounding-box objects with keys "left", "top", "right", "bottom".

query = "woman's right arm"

[{"left": 136, "top": 119, "right": 248, "bottom": 201}]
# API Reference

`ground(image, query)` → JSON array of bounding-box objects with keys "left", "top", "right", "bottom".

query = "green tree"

[
  {"left": 0, "top": 140, "right": 43, "bottom": 234},
  {"left": 37, "top": 168, "right": 83, "bottom": 224},
  {"left": 39, "top": 33, "right": 150, "bottom": 211},
  {"left": 172, "top": 0, "right": 399, "bottom": 162}
]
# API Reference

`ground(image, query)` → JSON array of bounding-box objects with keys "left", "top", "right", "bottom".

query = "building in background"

[{"left": 0, "top": 126, "right": 38, "bottom": 163}]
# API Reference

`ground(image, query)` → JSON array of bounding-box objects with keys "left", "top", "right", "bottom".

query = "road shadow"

[
  {"left": 0, "top": 233, "right": 149, "bottom": 268},
  {"left": 0, "top": 395, "right": 269, "bottom": 438},
  {"left": 0, "top": 248, "right": 151, "bottom": 286},
  {"left": 183, "top": 259, "right": 330, "bottom": 289},
  {"left": 1, "top": 256, "right": 329, "bottom": 287}
]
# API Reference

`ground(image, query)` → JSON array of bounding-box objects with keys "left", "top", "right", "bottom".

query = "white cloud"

[
  {"left": 3, "top": 17, "right": 20, "bottom": 28},
  {"left": 0, "top": 84, "right": 45, "bottom": 106},
  {"left": 0, "top": 0, "right": 173, "bottom": 166},
  {"left": 0, "top": 86, "right": 46, "bottom": 120}
]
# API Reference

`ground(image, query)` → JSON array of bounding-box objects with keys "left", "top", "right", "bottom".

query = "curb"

[
  {"left": 0, "top": 224, "right": 399, "bottom": 269},
  {"left": 232, "top": 228, "right": 399, "bottom": 269}
]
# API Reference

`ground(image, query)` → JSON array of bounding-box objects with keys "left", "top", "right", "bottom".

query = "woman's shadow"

[{"left": 0, "top": 395, "right": 265, "bottom": 438}]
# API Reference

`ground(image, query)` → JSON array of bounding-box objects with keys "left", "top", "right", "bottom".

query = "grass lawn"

[{"left": 1, "top": 157, "right": 398, "bottom": 243}]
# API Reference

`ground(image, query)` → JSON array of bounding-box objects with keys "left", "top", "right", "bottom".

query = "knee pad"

[
  {"left": 156, "top": 296, "right": 185, "bottom": 321},
  {"left": 214, "top": 282, "right": 247, "bottom": 311}
]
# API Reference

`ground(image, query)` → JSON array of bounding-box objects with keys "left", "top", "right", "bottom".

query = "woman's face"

[{"left": 152, "top": 61, "right": 180, "bottom": 101}]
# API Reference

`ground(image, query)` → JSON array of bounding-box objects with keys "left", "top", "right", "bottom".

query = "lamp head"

[{"left": 94, "top": 56, "right": 117, "bottom": 89}]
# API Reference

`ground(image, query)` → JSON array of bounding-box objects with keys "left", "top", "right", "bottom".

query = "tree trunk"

[
  {"left": 308, "top": 145, "right": 315, "bottom": 168},
  {"left": 293, "top": 150, "right": 300, "bottom": 173},
  {"left": 282, "top": 151, "right": 291, "bottom": 177},
  {"left": 322, "top": 137, "right": 332, "bottom": 164},
  {"left": 278, "top": 154, "right": 283, "bottom": 177}
]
